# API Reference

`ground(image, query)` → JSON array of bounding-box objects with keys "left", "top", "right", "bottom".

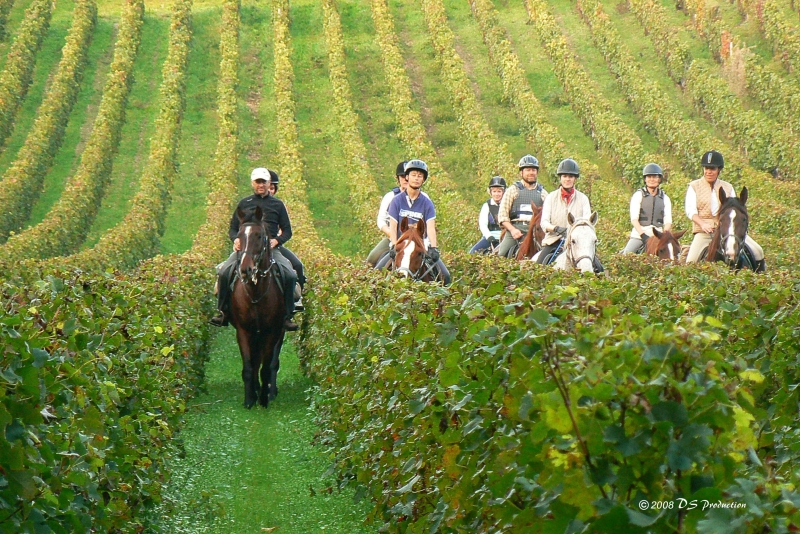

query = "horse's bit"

[{"left": 237, "top": 233, "right": 276, "bottom": 304}]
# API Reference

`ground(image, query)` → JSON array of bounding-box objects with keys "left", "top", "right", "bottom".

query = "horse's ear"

[
  {"left": 719, "top": 187, "right": 728, "bottom": 205},
  {"left": 237, "top": 207, "right": 247, "bottom": 224},
  {"left": 254, "top": 206, "right": 263, "bottom": 222},
  {"left": 673, "top": 229, "right": 687, "bottom": 239},
  {"left": 589, "top": 211, "right": 598, "bottom": 226},
  {"left": 400, "top": 216, "right": 409, "bottom": 233},
  {"left": 740, "top": 186, "right": 748, "bottom": 206},
  {"left": 653, "top": 227, "right": 663, "bottom": 238},
  {"left": 568, "top": 212, "right": 575, "bottom": 225},
  {"left": 415, "top": 219, "right": 425, "bottom": 236}
]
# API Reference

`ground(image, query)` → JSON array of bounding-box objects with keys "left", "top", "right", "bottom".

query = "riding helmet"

[
  {"left": 488, "top": 176, "right": 507, "bottom": 189},
  {"left": 642, "top": 163, "right": 664, "bottom": 182},
  {"left": 700, "top": 150, "right": 724, "bottom": 169},
  {"left": 518, "top": 154, "right": 540, "bottom": 170},
  {"left": 404, "top": 159, "right": 429, "bottom": 181},
  {"left": 268, "top": 169, "right": 279, "bottom": 192},
  {"left": 396, "top": 160, "right": 408, "bottom": 177},
  {"left": 556, "top": 158, "right": 580, "bottom": 177}
]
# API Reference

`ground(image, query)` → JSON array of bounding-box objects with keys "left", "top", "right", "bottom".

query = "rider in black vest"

[
  {"left": 470, "top": 176, "right": 506, "bottom": 253},
  {"left": 496, "top": 155, "right": 548, "bottom": 258},
  {"left": 621, "top": 163, "right": 674, "bottom": 254}
]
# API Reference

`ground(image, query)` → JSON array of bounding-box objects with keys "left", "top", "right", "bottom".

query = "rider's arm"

[
  {"left": 276, "top": 203, "right": 293, "bottom": 245},
  {"left": 377, "top": 192, "right": 394, "bottom": 238},
  {"left": 663, "top": 195, "right": 673, "bottom": 232},
  {"left": 540, "top": 196, "right": 555, "bottom": 232},
  {"left": 388, "top": 219, "right": 398, "bottom": 246},
  {"left": 630, "top": 191, "right": 646, "bottom": 235},
  {"left": 229, "top": 208, "right": 240, "bottom": 242},
  {"left": 685, "top": 186, "right": 698, "bottom": 221},
  {"left": 497, "top": 188, "right": 519, "bottom": 233},
  {"left": 478, "top": 203, "right": 491, "bottom": 239},
  {"left": 426, "top": 219, "right": 438, "bottom": 248}
]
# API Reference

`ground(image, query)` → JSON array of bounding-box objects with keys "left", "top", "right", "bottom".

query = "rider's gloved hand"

[
  {"left": 640, "top": 233, "right": 649, "bottom": 244},
  {"left": 427, "top": 247, "right": 440, "bottom": 263},
  {"left": 554, "top": 226, "right": 567, "bottom": 236},
  {"left": 488, "top": 237, "right": 500, "bottom": 247},
  {"left": 388, "top": 245, "right": 396, "bottom": 259}
]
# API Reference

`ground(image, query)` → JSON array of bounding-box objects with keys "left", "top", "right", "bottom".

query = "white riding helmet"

[{"left": 250, "top": 167, "right": 271, "bottom": 182}]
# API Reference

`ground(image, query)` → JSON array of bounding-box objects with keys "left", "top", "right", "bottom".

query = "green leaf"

[
  {"left": 395, "top": 474, "right": 420, "bottom": 494},
  {"left": 652, "top": 401, "right": 688, "bottom": 427}
]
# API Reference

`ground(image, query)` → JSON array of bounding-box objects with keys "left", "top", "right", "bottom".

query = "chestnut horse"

[
  {"left": 392, "top": 217, "right": 443, "bottom": 282},
  {"left": 231, "top": 206, "right": 286, "bottom": 409},
  {"left": 515, "top": 204, "right": 545, "bottom": 260},
  {"left": 644, "top": 228, "right": 686, "bottom": 262},
  {"left": 704, "top": 187, "right": 764, "bottom": 272}
]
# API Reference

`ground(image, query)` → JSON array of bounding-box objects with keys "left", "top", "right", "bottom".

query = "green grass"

[
  {"left": 82, "top": 12, "right": 170, "bottom": 248},
  {"left": 290, "top": 0, "right": 361, "bottom": 258},
  {"left": 390, "top": 0, "right": 480, "bottom": 201},
  {"left": 161, "top": 6, "right": 221, "bottom": 254},
  {"left": 155, "top": 333, "right": 371, "bottom": 533},
  {"left": 0, "top": 0, "right": 34, "bottom": 69},
  {"left": 23, "top": 14, "right": 115, "bottom": 229},
  {"left": 339, "top": 0, "right": 407, "bottom": 195},
  {"left": 0, "top": 0, "right": 73, "bottom": 172},
  {"left": 491, "top": 0, "right": 619, "bottom": 183}
]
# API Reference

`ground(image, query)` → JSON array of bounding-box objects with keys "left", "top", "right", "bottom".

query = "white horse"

[{"left": 532, "top": 211, "right": 598, "bottom": 273}]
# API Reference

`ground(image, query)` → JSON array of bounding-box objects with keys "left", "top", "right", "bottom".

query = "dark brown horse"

[
  {"left": 514, "top": 204, "right": 544, "bottom": 260},
  {"left": 231, "top": 206, "right": 286, "bottom": 409},
  {"left": 644, "top": 228, "right": 686, "bottom": 262},
  {"left": 704, "top": 187, "right": 764, "bottom": 272},
  {"left": 392, "top": 217, "right": 443, "bottom": 282}
]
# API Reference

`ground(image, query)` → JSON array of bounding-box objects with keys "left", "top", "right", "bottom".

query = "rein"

[
  {"left": 565, "top": 221, "right": 596, "bottom": 269},
  {"left": 718, "top": 207, "right": 749, "bottom": 268},
  {"left": 237, "top": 230, "right": 276, "bottom": 305}
]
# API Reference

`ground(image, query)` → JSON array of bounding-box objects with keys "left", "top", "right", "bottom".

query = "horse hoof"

[{"left": 269, "top": 389, "right": 278, "bottom": 401}]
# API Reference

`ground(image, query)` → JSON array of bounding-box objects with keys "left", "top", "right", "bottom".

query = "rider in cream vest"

[{"left": 685, "top": 151, "right": 763, "bottom": 264}]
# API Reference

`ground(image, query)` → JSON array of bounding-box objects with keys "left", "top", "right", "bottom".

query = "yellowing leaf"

[{"left": 739, "top": 370, "right": 765, "bottom": 384}]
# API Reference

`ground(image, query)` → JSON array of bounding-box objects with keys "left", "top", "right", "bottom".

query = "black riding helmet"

[
  {"left": 701, "top": 150, "right": 724, "bottom": 169},
  {"left": 396, "top": 160, "right": 408, "bottom": 177},
  {"left": 518, "top": 154, "right": 539, "bottom": 170},
  {"left": 642, "top": 163, "right": 664, "bottom": 184},
  {"left": 488, "top": 176, "right": 507, "bottom": 195},
  {"left": 268, "top": 169, "right": 279, "bottom": 192},
  {"left": 556, "top": 158, "right": 580, "bottom": 177}
]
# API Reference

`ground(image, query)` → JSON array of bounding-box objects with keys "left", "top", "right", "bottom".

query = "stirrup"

[
  {"left": 294, "top": 297, "right": 304, "bottom": 312},
  {"left": 209, "top": 311, "right": 228, "bottom": 327},
  {"left": 283, "top": 318, "right": 299, "bottom": 331}
]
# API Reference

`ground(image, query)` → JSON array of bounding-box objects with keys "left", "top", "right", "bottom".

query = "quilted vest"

[
  {"left": 638, "top": 187, "right": 666, "bottom": 227},
  {"left": 690, "top": 178, "right": 733, "bottom": 234}
]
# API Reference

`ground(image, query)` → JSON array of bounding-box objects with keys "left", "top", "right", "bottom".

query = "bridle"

[
  {"left": 236, "top": 223, "right": 276, "bottom": 304},
  {"left": 564, "top": 220, "right": 596, "bottom": 269},
  {"left": 718, "top": 206, "right": 749, "bottom": 268},
  {"left": 393, "top": 239, "right": 438, "bottom": 282}
]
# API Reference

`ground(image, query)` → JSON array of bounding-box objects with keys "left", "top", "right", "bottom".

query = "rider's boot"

[
  {"left": 283, "top": 315, "right": 299, "bottom": 331},
  {"left": 209, "top": 310, "right": 229, "bottom": 327},
  {"left": 209, "top": 274, "right": 230, "bottom": 327},
  {"left": 293, "top": 283, "right": 304, "bottom": 312}
]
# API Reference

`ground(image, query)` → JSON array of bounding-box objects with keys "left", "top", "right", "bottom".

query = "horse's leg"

[
  {"left": 269, "top": 332, "right": 285, "bottom": 401},
  {"left": 237, "top": 327, "right": 258, "bottom": 409}
]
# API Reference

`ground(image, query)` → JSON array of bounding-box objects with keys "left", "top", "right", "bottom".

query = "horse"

[
  {"left": 644, "top": 228, "right": 687, "bottom": 262},
  {"left": 515, "top": 204, "right": 545, "bottom": 261},
  {"left": 703, "top": 187, "right": 765, "bottom": 272},
  {"left": 392, "top": 217, "right": 443, "bottom": 282},
  {"left": 230, "top": 206, "right": 286, "bottom": 409},
  {"left": 548, "top": 211, "right": 599, "bottom": 273}
]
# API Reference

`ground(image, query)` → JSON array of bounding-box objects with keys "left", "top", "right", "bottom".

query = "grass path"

[{"left": 158, "top": 332, "right": 371, "bottom": 533}]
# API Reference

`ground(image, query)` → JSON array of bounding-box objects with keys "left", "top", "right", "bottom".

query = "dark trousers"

[{"left": 279, "top": 246, "right": 306, "bottom": 288}]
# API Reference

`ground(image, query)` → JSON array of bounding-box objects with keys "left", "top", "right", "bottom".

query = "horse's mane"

[
  {"left": 516, "top": 205, "right": 543, "bottom": 260},
  {"left": 706, "top": 198, "right": 746, "bottom": 262}
]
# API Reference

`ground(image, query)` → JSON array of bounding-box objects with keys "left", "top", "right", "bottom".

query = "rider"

[
  {"left": 496, "top": 155, "right": 548, "bottom": 258},
  {"left": 537, "top": 158, "right": 603, "bottom": 272},
  {"left": 367, "top": 161, "right": 409, "bottom": 267},
  {"left": 469, "top": 176, "right": 506, "bottom": 254},
  {"left": 209, "top": 167, "right": 300, "bottom": 331},
  {"left": 375, "top": 159, "right": 451, "bottom": 285},
  {"left": 685, "top": 150, "right": 764, "bottom": 267},
  {"left": 266, "top": 171, "right": 306, "bottom": 310},
  {"left": 621, "top": 163, "right": 673, "bottom": 253}
]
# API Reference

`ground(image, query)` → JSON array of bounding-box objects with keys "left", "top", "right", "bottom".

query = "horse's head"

[
  {"left": 564, "top": 211, "right": 598, "bottom": 273},
  {"left": 394, "top": 217, "right": 426, "bottom": 279},
  {"left": 716, "top": 187, "right": 749, "bottom": 266},
  {"left": 647, "top": 228, "right": 687, "bottom": 262},
  {"left": 236, "top": 206, "right": 271, "bottom": 284}
]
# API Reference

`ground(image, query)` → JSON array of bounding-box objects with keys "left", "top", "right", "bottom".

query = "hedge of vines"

[{"left": 299, "top": 254, "right": 800, "bottom": 533}]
